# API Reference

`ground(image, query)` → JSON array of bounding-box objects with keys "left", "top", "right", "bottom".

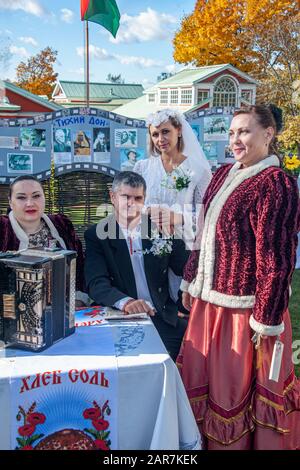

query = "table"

[{"left": 0, "top": 319, "right": 201, "bottom": 450}]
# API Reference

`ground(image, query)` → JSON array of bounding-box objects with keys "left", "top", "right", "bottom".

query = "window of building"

[
  {"left": 148, "top": 93, "right": 156, "bottom": 103},
  {"left": 241, "top": 90, "right": 252, "bottom": 102},
  {"left": 170, "top": 89, "right": 178, "bottom": 104},
  {"left": 160, "top": 90, "right": 168, "bottom": 104},
  {"left": 213, "top": 78, "right": 237, "bottom": 107},
  {"left": 181, "top": 89, "right": 192, "bottom": 104},
  {"left": 197, "top": 90, "right": 209, "bottom": 103}
]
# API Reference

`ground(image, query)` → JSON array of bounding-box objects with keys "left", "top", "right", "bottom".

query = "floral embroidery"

[{"left": 28, "top": 220, "right": 52, "bottom": 248}]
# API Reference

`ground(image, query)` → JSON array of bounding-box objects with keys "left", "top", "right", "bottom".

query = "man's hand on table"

[{"left": 123, "top": 299, "right": 155, "bottom": 316}]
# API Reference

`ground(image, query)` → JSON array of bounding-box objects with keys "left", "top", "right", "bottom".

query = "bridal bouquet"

[{"left": 143, "top": 229, "right": 173, "bottom": 257}]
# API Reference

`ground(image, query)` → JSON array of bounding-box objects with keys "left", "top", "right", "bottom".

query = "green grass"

[{"left": 290, "top": 269, "right": 300, "bottom": 377}]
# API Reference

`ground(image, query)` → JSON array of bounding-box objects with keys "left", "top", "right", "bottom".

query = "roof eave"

[
  {"left": 4, "top": 81, "right": 62, "bottom": 110},
  {"left": 192, "top": 64, "right": 259, "bottom": 85}
]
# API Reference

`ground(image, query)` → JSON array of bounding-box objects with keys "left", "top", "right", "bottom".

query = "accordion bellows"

[{"left": 0, "top": 248, "right": 76, "bottom": 352}]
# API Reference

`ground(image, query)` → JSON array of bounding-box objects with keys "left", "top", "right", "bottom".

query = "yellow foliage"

[
  {"left": 174, "top": 1, "right": 300, "bottom": 157},
  {"left": 15, "top": 47, "right": 58, "bottom": 99},
  {"left": 278, "top": 115, "right": 300, "bottom": 155},
  {"left": 174, "top": 0, "right": 298, "bottom": 74}
]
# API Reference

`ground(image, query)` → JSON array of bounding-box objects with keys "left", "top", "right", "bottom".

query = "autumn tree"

[
  {"left": 247, "top": 13, "right": 300, "bottom": 110},
  {"left": 278, "top": 115, "right": 300, "bottom": 156},
  {"left": 173, "top": 0, "right": 297, "bottom": 73},
  {"left": 173, "top": 0, "right": 300, "bottom": 154},
  {"left": 15, "top": 47, "right": 58, "bottom": 99}
]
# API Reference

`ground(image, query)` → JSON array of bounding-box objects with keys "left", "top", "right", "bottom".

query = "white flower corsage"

[
  {"left": 161, "top": 167, "right": 192, "bottom": 192},
  {"left": 143, "top": 229, "right": 173, "bottom": 257}
]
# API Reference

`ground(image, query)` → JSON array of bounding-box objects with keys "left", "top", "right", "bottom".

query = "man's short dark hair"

[{"left": 111, "top": 171, "right": 146, "bottom": 194}]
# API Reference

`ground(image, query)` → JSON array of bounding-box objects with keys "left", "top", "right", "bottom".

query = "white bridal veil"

[{"left": 146, "top": 108, "right": 212, "bottom": 189}]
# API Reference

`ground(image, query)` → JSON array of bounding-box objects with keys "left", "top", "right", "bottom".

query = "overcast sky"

[{"left": 0, "top": 0, "right": 196, "bottom": 88}]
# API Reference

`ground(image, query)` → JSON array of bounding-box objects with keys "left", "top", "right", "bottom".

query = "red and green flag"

[{"left": 81, "top": 0, "right": 120, "bottom": 37}]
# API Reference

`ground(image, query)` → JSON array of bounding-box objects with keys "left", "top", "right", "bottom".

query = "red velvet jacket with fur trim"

[{"left": 181, "top": 155, "right": 300, "bottom": 336}]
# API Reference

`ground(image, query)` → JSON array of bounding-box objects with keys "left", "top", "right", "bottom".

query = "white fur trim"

[
  {"left": 188, "top": 279, "right": 201, "bottom": 298},
  {"left": 188, "top": 280, "right": 255, "bottom": 307},
  {"left": 9, "top": 211, "right": 29, "bottom": 250},
  {"left": 42, "top": 214, "right": 66, "bottom": 249},
  {"left": 249, "top": 315, "right": 284, "bottom": 336},
  {"left": 180, "top": 279, "right": 190, "bottom": 292},
  {"left": 191, "top": 155, "right": 280, "bottom": 305},
  {"left": 202, "top": 289, "right": 255, "bottom": 308},
  {"left": 9, "top": 211, "right": 66, "bottom": 250}
]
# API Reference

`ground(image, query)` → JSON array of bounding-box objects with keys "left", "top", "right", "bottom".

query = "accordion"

[{"left": 0, "top": 248, "right": 76, "bottom": 352}]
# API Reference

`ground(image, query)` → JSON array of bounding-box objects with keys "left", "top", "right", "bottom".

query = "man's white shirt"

[{"left": 113, "top": 222, "right": 155, "bottom": 311}]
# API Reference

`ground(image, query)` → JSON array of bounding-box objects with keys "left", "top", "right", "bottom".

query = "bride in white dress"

[{"left": 134, "top": 109, "right": 212, "bottom": 302}]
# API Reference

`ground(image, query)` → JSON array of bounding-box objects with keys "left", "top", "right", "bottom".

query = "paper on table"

[
  {"left": 75, "top": 306, "right": 148, "bottom": 326},
  {"left": 104, "top": 307, "right": 148, "bottom": 320}
]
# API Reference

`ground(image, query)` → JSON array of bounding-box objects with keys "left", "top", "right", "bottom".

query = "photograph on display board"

[
  {"left": 204, "top": 116, "right": 230, "bottom": 141},
  {"left": 93, "top": 128, "right": 110, "bottom": 152},
  {"left": 53, "top": 128, "right": 72, "bottom": 165},
  {"left": 0, "top": 136, "right": 19, "bottom": 149},
  {"left": 120, "top": 148, "right": 145, "bottom": 171},
  {"left": 53, "top": 128, "right": 71, "bottom": 153},
  {"left": 115, "top": 129, "right": 137, "bottom": 148},
  {"left": 203, "top": 142, "right": 218, "bottom": 160},
  {"left": 73, "top": 130, "right": 91, "bottom": 161},
  {"left": 225, "top": 144, "right": 235, "bottom": 160},
  {"left": 191, "top": 124, "right": 200, "bottom": 142},
  {"left": 7, "top": 153, "right": 33, "bottom": 173},
  {"left": 20, "top": 128, "right": 46, "bottom": 151}
]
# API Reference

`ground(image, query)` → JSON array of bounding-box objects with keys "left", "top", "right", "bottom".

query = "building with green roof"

[
  {"left": 52, "top": 80, "right": 144, "bottom": 110},
  {"left": 0, "top": 80, "right": 62, "bottom": 118},
  {"left": 114, "top": 64, "right": 258, "bottom": 119}
]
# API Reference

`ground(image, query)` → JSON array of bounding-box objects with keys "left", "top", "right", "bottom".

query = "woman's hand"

[
  {"left": 182, "top": 292, "right": 193, "bottom": 311},
  {"left": 147, "top": 206, "right": 183, "bottom": 236}
]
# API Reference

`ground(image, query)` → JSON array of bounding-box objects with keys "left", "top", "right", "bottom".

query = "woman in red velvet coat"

[
  {"left": 177, "top": 105, "right": 300, "bottom": 450},
  {"left": 0, "top": 175, "right": 87, "bottom": 305}
]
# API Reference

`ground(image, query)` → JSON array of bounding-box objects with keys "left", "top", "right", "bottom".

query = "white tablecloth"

[{"left": 0, "top": 319, "right": 201, "bottom": 450}]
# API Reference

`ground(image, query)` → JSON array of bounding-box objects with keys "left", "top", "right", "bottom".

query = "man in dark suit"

[{"left": 84, "top": 171, "right": 190, "bottom": 360}]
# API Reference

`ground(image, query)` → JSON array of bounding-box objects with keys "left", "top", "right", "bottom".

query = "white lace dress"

[{"left": 134, "top": 155, "right": 211, "bottom": 301}]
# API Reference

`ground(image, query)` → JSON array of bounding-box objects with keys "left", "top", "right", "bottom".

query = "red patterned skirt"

[{"left": 176, "top": 299, "right": 300, "bottom": 450}]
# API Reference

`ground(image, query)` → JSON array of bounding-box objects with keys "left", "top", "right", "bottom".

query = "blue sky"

[{"left": 0, "top": 0, "right": 196, "bottom": 89}]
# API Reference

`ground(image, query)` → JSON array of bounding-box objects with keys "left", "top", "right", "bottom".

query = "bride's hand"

[{"left": 147, "top": 206, "right": 183, "bottom": 236}]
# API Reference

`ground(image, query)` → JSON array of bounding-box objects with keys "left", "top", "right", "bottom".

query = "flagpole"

[{"left": 85, "top": 20, "right": 90, "bottom": 108}]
